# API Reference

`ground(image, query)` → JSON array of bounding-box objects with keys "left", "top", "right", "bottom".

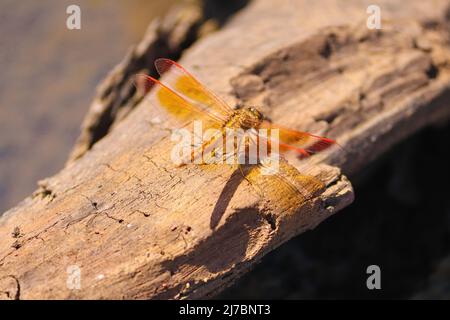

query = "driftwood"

[{"left": 2, "top": 0, "right": 450, "bottom": 299}]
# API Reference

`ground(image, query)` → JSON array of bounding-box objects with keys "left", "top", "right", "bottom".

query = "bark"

[{"left": 1, "top": 0, "right": 450, "bottom": 299}]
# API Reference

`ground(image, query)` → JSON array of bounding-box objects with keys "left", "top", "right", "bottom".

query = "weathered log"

[{"left": 1, "top": 0, "right": 450, "bottom": 299}]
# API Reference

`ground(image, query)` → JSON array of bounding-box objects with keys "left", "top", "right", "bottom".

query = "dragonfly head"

[{"left": 240, "top": 106, "right": 263, "bottom": 129}]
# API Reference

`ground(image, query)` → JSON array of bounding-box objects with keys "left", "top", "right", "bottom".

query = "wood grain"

[{"left": 1, "top": 0, "right": 450, "bottom": 299}]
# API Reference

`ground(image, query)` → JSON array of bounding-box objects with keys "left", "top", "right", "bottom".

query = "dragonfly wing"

[
  {"left": 135, "top": 74, "right": 224, "bottom": 129},
  {"left": 242, "top": 160, "right": 325, "bottom": 203},
  {"left": 241, "top": 133, "right": 324, "bottom": 200},
  {"left": 154, "top": 58, "right": 235, "bottom": 120},
  {"left": 260, "top": 120, "right": 337, "bottom": 159}
]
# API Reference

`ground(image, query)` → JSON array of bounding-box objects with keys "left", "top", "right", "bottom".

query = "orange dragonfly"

[{"left": 135, "top": 58, "right": 337, "bottom": 200}]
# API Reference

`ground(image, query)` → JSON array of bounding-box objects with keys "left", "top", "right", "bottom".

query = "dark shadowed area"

[{"left": 220, "top": 122, "right": 450, "bottom": 299}]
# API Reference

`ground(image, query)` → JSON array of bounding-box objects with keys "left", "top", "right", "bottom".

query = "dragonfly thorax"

[{"left": 228, "top": 107, "right": 263, "bottom": 130}]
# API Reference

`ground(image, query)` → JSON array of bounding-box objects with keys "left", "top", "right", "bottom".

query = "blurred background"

[
  {"left": 1, "top": 0, "right": 449, "bottom": 299},
  {"left": 0, "top": 0, "right": 176, "bottom": 212}
]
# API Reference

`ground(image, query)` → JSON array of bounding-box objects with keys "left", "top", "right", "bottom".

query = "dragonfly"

[{"left": 135, "top": 58, "right": 338, "bottom": 201}]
